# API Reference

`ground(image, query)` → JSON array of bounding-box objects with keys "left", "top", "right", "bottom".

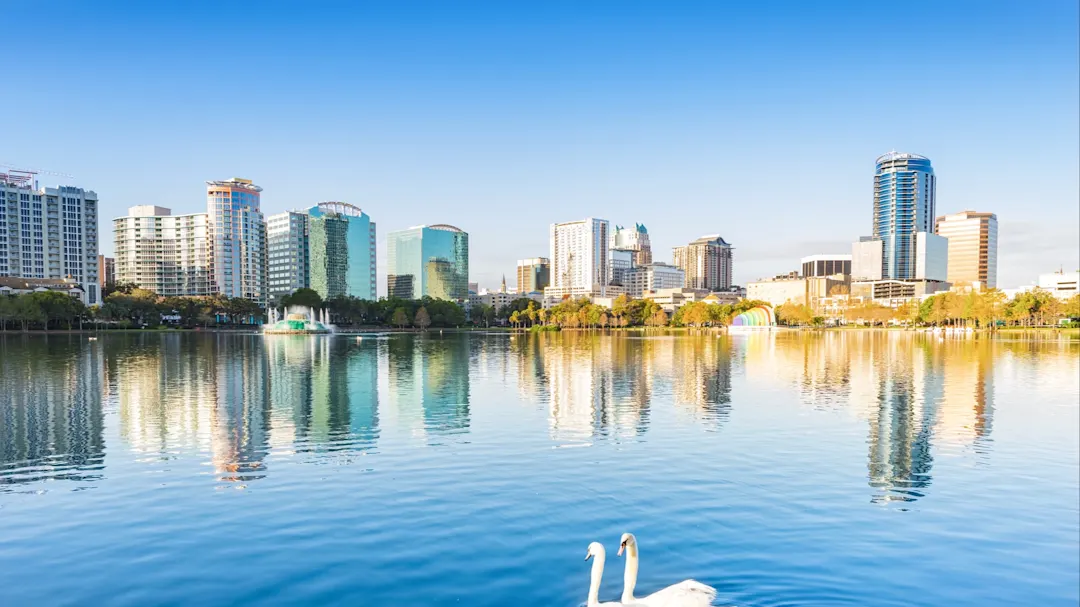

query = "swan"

[
  {"left": 618, "top": 533, "right": 717, "bottom": 606},
  {"left": 584, "top": 541, "right": 625, "bottom": 606}
]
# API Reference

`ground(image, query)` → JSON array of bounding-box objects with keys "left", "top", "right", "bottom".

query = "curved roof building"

[{"left": 873, "top": 152, "right": 936, "bottom": 280}]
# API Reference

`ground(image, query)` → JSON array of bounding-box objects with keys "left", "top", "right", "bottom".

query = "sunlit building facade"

[
  {"left": 673, "top": 234, "right": 734, "bottom": 291},
  {"left": 546, "top": 218, "right": 610, "bottom": 300},
  {"left": 207, "top": 178, "right": 267, "bottom": 305},
  {"left": 113, "top": 205, "right": 213, "bottom": 296},
  {"left": 611, "top": 223, "right": 652, "bottom": 266},
  {"left": 935, "top": 210, "right": 998, "bottom": 289},
  {"left": 1, "top": 175, "right": 100, "bottom": 304},
  {"left": 516, "top": 257, "right": 550, "bottom": 294},
  {"left": 386, "top": 224, "right": 469, "bottom": 301},
  {"left": 266, "top": 211, "right": 309, "bottom": 301},
  {"left": 625, "top": 262, "right": 685, "bottom": 297},
  {"left": 307, "top": 202, "right": 376, "bottom": 300}
]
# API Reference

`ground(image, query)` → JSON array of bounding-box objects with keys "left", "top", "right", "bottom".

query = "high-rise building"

[
  {"left": 800, "top": 254, "right": 851, "bottom": 278},
  {"left": 608, "top": 248, "right": 634, "bottom": 285},
  {"left": 625, "top": 262, "right": 685, "bottom": 297},
  {"left": 207, "top": 178, "right": 267, "bottom": 305},
  {"left": 873, "top": 152, "right": 937, "bottom": 280},
  {"left": 611, "top": 223, "right": 652, "bottom": 265},
  {"left": 386, "top": 224, "right": 469, "bottom": 301},
  {"left": 113, "top": 206, "right": 213, "bottom": 296},
  {"left": 0, "top": 174, "right": 100, "bottom": 304},
  {"left": 266, "top": 211, "right": 309, "bottom": 301},
  {"left": 97, "top": 255, "right": 115, "bottom": 292},
  {"left": 546, "top": 218, "right": 609, "bottom": 300},
  {"left": 935, "top": 211, "right": 998, "bottom": 288},
  {"left": 307, "top": 202, "right": 377, "bottom": 300},
  {"left": 673, "top": 235, "right": 734, "bottom": 291},
  {"left": 516, "top": 257, "right": 550, "bottom": 294}
]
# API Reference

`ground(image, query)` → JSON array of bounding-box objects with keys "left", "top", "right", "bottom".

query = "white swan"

[
  {"left": 618, "top": 533, "right": 717, "bottom": 606},
  {"left": 585, "top": 541, "right": 625, "bottom": 606}
]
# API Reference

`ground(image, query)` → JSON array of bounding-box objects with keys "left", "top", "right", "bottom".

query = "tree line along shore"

[{"left": 1, "top": 283, "right": 1076, "bottom": 332}]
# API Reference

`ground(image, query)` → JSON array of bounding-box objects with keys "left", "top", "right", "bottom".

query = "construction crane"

[{"left": 0, "top": 162, "right": 75, "bottom": 179}]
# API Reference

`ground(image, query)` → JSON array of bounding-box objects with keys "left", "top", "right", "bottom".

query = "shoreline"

[{"left": 1, "top": 326, "right": 1075, "bottom": 337}]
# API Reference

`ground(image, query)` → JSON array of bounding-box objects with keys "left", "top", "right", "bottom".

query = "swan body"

[
  {"left": 618, "top": 533, "right": 717, "bottom": 606},
  {"left": 585, "top": 541, "right": 627, "bottom": 606}
]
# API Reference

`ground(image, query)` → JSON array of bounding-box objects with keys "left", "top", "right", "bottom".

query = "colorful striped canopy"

[{"left": 731, "top": 306, "right": 775, "bottom": 327}]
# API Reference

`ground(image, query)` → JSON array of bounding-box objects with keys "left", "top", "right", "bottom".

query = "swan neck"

[
  {"left": 622, "top": 544, "right": 639, "bottom": 603},
  {"left": 588, "top": 551, "right": 605, "bottom": 607}
]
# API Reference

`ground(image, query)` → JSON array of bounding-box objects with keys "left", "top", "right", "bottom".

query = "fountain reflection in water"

[{"left": 263, "top": 305, "right": 333, "bottom": 334}]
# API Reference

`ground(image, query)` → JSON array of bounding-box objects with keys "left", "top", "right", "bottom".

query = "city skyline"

[{"left": 2, "top": 2, "right": 1077, "bottom": 292}]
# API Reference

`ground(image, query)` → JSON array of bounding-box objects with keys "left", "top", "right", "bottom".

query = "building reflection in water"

[
  {"left": 1, "top": 330, "right": 1013, "bottom": 496},
  {"left": 265, "top": 336, "right": 380, "bottom": 454},
  {"left": 0, "top": 336, "right": 105, "bottom": 490},
  {"left": 768, "top": 331, "right": 997, "bottom": 504},
  {"left": 515, "top": 332, "right": 734, "bottom": 443},
  {"left": 670, "top": 334, "right": 733, "bottom": 428},
  {"left": 386, "top": 335, "right": 470, "bottom": 442}
]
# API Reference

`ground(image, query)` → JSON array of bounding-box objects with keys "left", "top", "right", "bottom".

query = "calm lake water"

[{"left": 0, "top": 331, "right": 1077, "bottom": 606}]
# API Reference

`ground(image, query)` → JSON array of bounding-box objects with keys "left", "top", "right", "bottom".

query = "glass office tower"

[
  {"left": 386, "top": 224, "right": 469, "bottom": 301},
  {"left": 873, "top": 152, "right": 936, "bottom": 280},
  {"left": 307, "top": 202, "right": 376, "bottom": 300}
]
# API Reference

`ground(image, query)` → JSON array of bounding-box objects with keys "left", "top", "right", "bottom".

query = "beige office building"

[
  {"left": 516, "top": 257, "right": 550, "bottom": 293},
  {"left": 935, "top": 211, "right": 998, "bottom": 289},
  {"left": 673, "top": 235, "right": 734, "bottom": 291}
]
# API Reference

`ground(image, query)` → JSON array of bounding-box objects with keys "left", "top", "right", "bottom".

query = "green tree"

[
  {"left": 469, "top": 303, "right": 491, "bottom": 327},
  {"left": 414, "top": 306, "right": 431, "bottom": 330},
  {"left": 281, "top": 287, "right": 323, "bottom": 310},
  {"left": 391, "top": 307, "right": 410, "bottom": 329},
  {"left": 31, "top": 291, "right": 85, "bottom": 330},
  {"left": 0, "top": 295, "right": 12, "bottom": 331},
  {"left": 104, "top": 281, "right": 138, "bottom": 298},
  {"left": 12, "top": 295, "right": 45, "bottom": 331}
]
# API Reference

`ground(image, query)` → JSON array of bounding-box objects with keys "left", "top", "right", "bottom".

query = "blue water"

[{"left": 0, "top": 331, "right": 1077, "bottom": 606}]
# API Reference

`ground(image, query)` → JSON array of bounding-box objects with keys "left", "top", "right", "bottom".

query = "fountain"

[{"left": 263, "top": 305, "right": 332, "bottom": 334}]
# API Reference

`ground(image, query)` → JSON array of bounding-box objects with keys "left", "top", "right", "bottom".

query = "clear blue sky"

[{"left": 4, "top": 0, "right": 1077, "bottom": 291}]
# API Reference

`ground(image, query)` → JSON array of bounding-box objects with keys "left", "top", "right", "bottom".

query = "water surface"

[{"left": 0, "top": 331, "right": 1077, "bottom": 606}]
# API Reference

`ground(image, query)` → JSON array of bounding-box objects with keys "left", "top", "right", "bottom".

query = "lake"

[{"left": 0, "top": 331, "right": 1077, "bottom": 606}]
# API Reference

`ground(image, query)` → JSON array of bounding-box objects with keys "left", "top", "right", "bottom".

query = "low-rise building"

[
  {"left": 642, "top": 287, "right": 709, "bottom": 313},
  {"left": 747, "top": 275, "right": 807, "bottom": 307},
  {"left": 850, "top": 279, "right": 950, "bottom": 308},
  {"left": 470, "top": 290, "right": 543, "bottom": 312},
  {"left": 0, "top": 276, "right": 87, "bottom": 300},
  {"left": 801, "top": 254, "right": 851, "bottom": 278},
  {"left": 1038, "top": 271, "right": 1079, "bottom": 300},
  {"left": 625, "top": 262, "right": 684, "bottom": 298}
]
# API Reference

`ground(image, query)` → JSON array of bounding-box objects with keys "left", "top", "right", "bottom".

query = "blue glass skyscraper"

[
  {"left": 386, "top": 224, "right": 469, "bottom": 301},
  {"left": 306, "top": 202, "right": 376, "bottom": 300},
  {"left": 873, "top": 152, "right": 936, "bottom": 280}
]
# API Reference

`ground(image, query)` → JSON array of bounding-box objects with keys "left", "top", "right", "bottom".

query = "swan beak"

[
  {"left": 617, "top": 544, "right": 625, "bottom": 557},
  {"left": 585, "top": 553, "right": 592, "bottom": 561}
]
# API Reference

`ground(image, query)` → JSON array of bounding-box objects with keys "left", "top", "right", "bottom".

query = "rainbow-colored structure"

[{"left": 730, "top": 306, "right": 776, "bottom": 328}]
